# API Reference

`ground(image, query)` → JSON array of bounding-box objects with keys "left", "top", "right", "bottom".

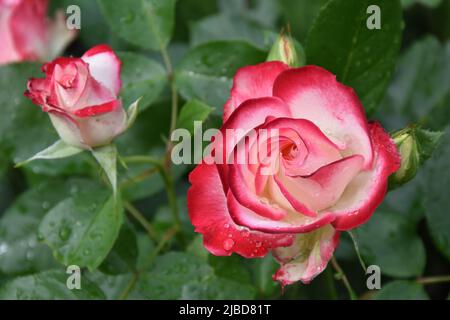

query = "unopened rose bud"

[
  {"left": 390, "top": 126, "right": 442, "bottom": 188},
  {"left": 25, "top": 45, "right": 127, "bottom": 149},
  {"left": 266, "top": 33, "right": 305, "bottom": 67}
]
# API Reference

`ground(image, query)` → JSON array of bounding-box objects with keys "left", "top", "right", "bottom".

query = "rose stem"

[
  {"left": 124, "top": 201, "right": 158, "bottom": 242},
  {"left": 331, "top": 256, "right": 358, "bottom": 300},
  {"left": 118, "top": 226, "right": 178, "bottom": 300},
  {"left": 416, "top": 275, "right": 450, "bottom": 285},
  {"left": 348, "top": 230, "right": 367, "bottom": 272}
]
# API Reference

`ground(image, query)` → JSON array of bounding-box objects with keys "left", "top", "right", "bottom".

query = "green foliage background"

[{"left": 0, "top": 0, "right": 449, "bottom": 300}]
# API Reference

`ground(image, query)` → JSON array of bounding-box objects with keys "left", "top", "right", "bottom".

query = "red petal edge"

[{"left": 187, "top": 162, "right": 294, "bottom": 258}]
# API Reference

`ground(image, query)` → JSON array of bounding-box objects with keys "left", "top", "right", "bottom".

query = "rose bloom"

[
  {"left": 187, "top": 62, "right": 400, "bottom": 285},
  {"left": 24, "top": 45, "right": 126, "bottom": 149},
  {"left": 0, "top": 0, "right": 76, "bottom": 65}
]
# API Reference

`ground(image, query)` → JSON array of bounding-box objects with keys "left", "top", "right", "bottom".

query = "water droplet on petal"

[{"left": 223, "top": 238, "right": 235, "bottom": 251}]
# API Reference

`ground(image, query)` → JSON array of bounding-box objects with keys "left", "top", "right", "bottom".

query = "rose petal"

[
  {"left": 273, "top": 225, "right": 340, "bottom": 285},
  {"left": 223, "top": 61, "right": 289, "bottom": 122},
  {"left": 227, "top": 190, "right": 335, "bottom": 234},
  {"left": 76, "top": 100, "right": 126, "bottom": 147},
  {"left": 229, "top": 163, "right": 288, "bottom": 220},
  {"left": 276, "top": 155, "right": 364, "bottom": 212},
  {"left": 263, "top": 117, "right": 343, "bottom": 176},
  {"left": 82, "top": 44, "right": 122, "bottom": 96},
  {"left": 74, "top": 99, "right": 120, "bottom": 118},
  {"left": 330, "top": 122, "right": 401, "bottom": 230},
  {"left": 48, "top": 111, "right": 87, "bottom": 149},
  {"left": 187, "top": 161, "right": 294, "bottom": 258},
  {"left": 273, "top": 65, "right": 373, "bottom": 169}
]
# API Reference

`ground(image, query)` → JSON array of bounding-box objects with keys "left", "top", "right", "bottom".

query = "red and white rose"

[
  {"left": 25, "top": 45, "right": 126, "bottom": 149},
  {"left": 187, "top": 62, "right": 400, "bottom": 285},
  {"left": 0, "top": 0, "right": 76, "bottom": 65}
]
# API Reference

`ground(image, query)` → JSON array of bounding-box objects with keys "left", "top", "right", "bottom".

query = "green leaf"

[
  {"left": 250, "top": 254, "right": 280, "bottom": 298},
  {"left": 176, "top": 100, "right": 213, "bottom": 135},
  {"left": 190, "top": 13, "right": 273, "bottom": 50},
  {"left": 135, "top": 233, "right": 155, "bottom": 271},
  {"left": 279, "top": 0, "right": 328, "bottom": 39},
  {"left": 0, "top": 63, "right": 41, "bottom": 148},
  {"left": 208, "top": 255, "right": 252, "bottom": 284},
  {"left": 86, "top": 271, "right": 138, "bottom": 300},
  {"left": 423, "top": 127, "right": 450, "bottom": 261},
  {"left": 0, "top": 270, "right": 106, "bottom": 300},
  {"left": 401, "top": 0, "right": 442, "bottom": 8},
  {"left": 186, "top": 235, "right": 209, "bottom": 260},
  {"left": 98, "top": 0, "right": 176, "bottom": 50},
  {"left": 118, "top": 52, "right": 167, "bottom": 110},
  {"left": 376, "top": 37, "right": 450, "bottom": 131},
  {"left": 99, "top": 222, "right": 138, "bottom": 275},
  {"left": 306, "top": 0, "right": 403, "bottom": 114},
  {"left": 181, "top": 277, "right": 256, "bottom": 300},
  {"left": 137, "top": 252, "right": 214, "bottom": 299},
  {"left": 15, "top": 140, "right": 83, "bottom": 168},
  {"left": 354, "top": 210, "right": 426, "bottom": 278},
  {"left": 0, "top": 180, "right": 88, "bottom": 275},
  {"left": 38, "top": 186, "right": 124, "bottom": 270},
  {"left": 374, "top": 281, "right": 429, "bottom": 300},
  {"left": 175, "top": 41, "right": 266, "bottom": 113},
  {"left": 92, "top": 144, "right": 117, "bottom": 196}
]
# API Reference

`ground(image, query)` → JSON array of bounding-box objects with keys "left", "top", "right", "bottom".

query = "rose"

[
  {"left": 187, "top": 62, "right": 400, "bottom": 285},
  {"left": 25, "top": 44, "right": 126, "bottom": 149},
  {"left": 0, "top": 0, "right": 76, "bottom": 65}
]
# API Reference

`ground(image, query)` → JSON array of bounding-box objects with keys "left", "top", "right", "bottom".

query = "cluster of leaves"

[{"left": 0, "top": 0, "right": 449, "bottom": 300}]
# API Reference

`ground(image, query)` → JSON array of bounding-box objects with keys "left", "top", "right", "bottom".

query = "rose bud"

[
  {"left": 0, "top": 0, "right": 76, "bottom": 65},
  {"left": 187, "top": 62, "right": 401, "bottom": 285},
  {"left": 24, "top": 45, "right": 126, "bottom": 150},
  {"left": 266, "top": 33, "right": 305, "bottom": 68},
  {"left": 390, "top": 126, "right": 443, "bottom": 188}
]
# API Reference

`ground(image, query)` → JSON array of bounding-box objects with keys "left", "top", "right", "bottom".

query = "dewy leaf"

[
  {"left": 423, "top": 126, "right": 450, "bottom": 261},
  {"left": 374, "top": 280, "right": 429, "bottom": 300},
  {"left": 354, "top": 210, "right": 426, "bottom": 278},
  {"left": 92, "top": 144, "right": 118, "bottom": 196},
  {"left": 175, "top": 41, "right": 266, "bottom": 113},
  {"left": 0, "top": 180, "right": 95, "bottom": 275},
  {"left": 118, "top": 52, "right": 167, "bottom": 110},
  {"left": 99, "top": 221, "right": 138, "bottom": 275},
  {"left": 38, "top": 187, "right": 124, "bottom": 270},
  {"left": 278, "top": 0, "right": 328, "bottom": 39},
  {"left": 176, "top": 100, "right": 213, "bottom": 135},
  {"left": 401, "top": 0, "right": 442, "bottom": 8},
  {"left": 376, "top": 37, "right": 450, "bottom": 131},
  {"left": 306, "top": 0, "right": 402, "bottom": 114},
  {"left": 190, "top": 13, "right": 272, "bottom": 50},
  {"left": 181, "top": 277, "right": 256, "bottom": 300},
  {"left": 0, "top": 270, "right": 106, "bottom": 300},
  {"left": 136, "top": 252, "right": 214, "bottom": 299},
  {"left": 98, "top": 0, "right": 176, "bottom": 50},
  {"left": 15, "top": 140, "right": 83, "bottom": 168}
]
